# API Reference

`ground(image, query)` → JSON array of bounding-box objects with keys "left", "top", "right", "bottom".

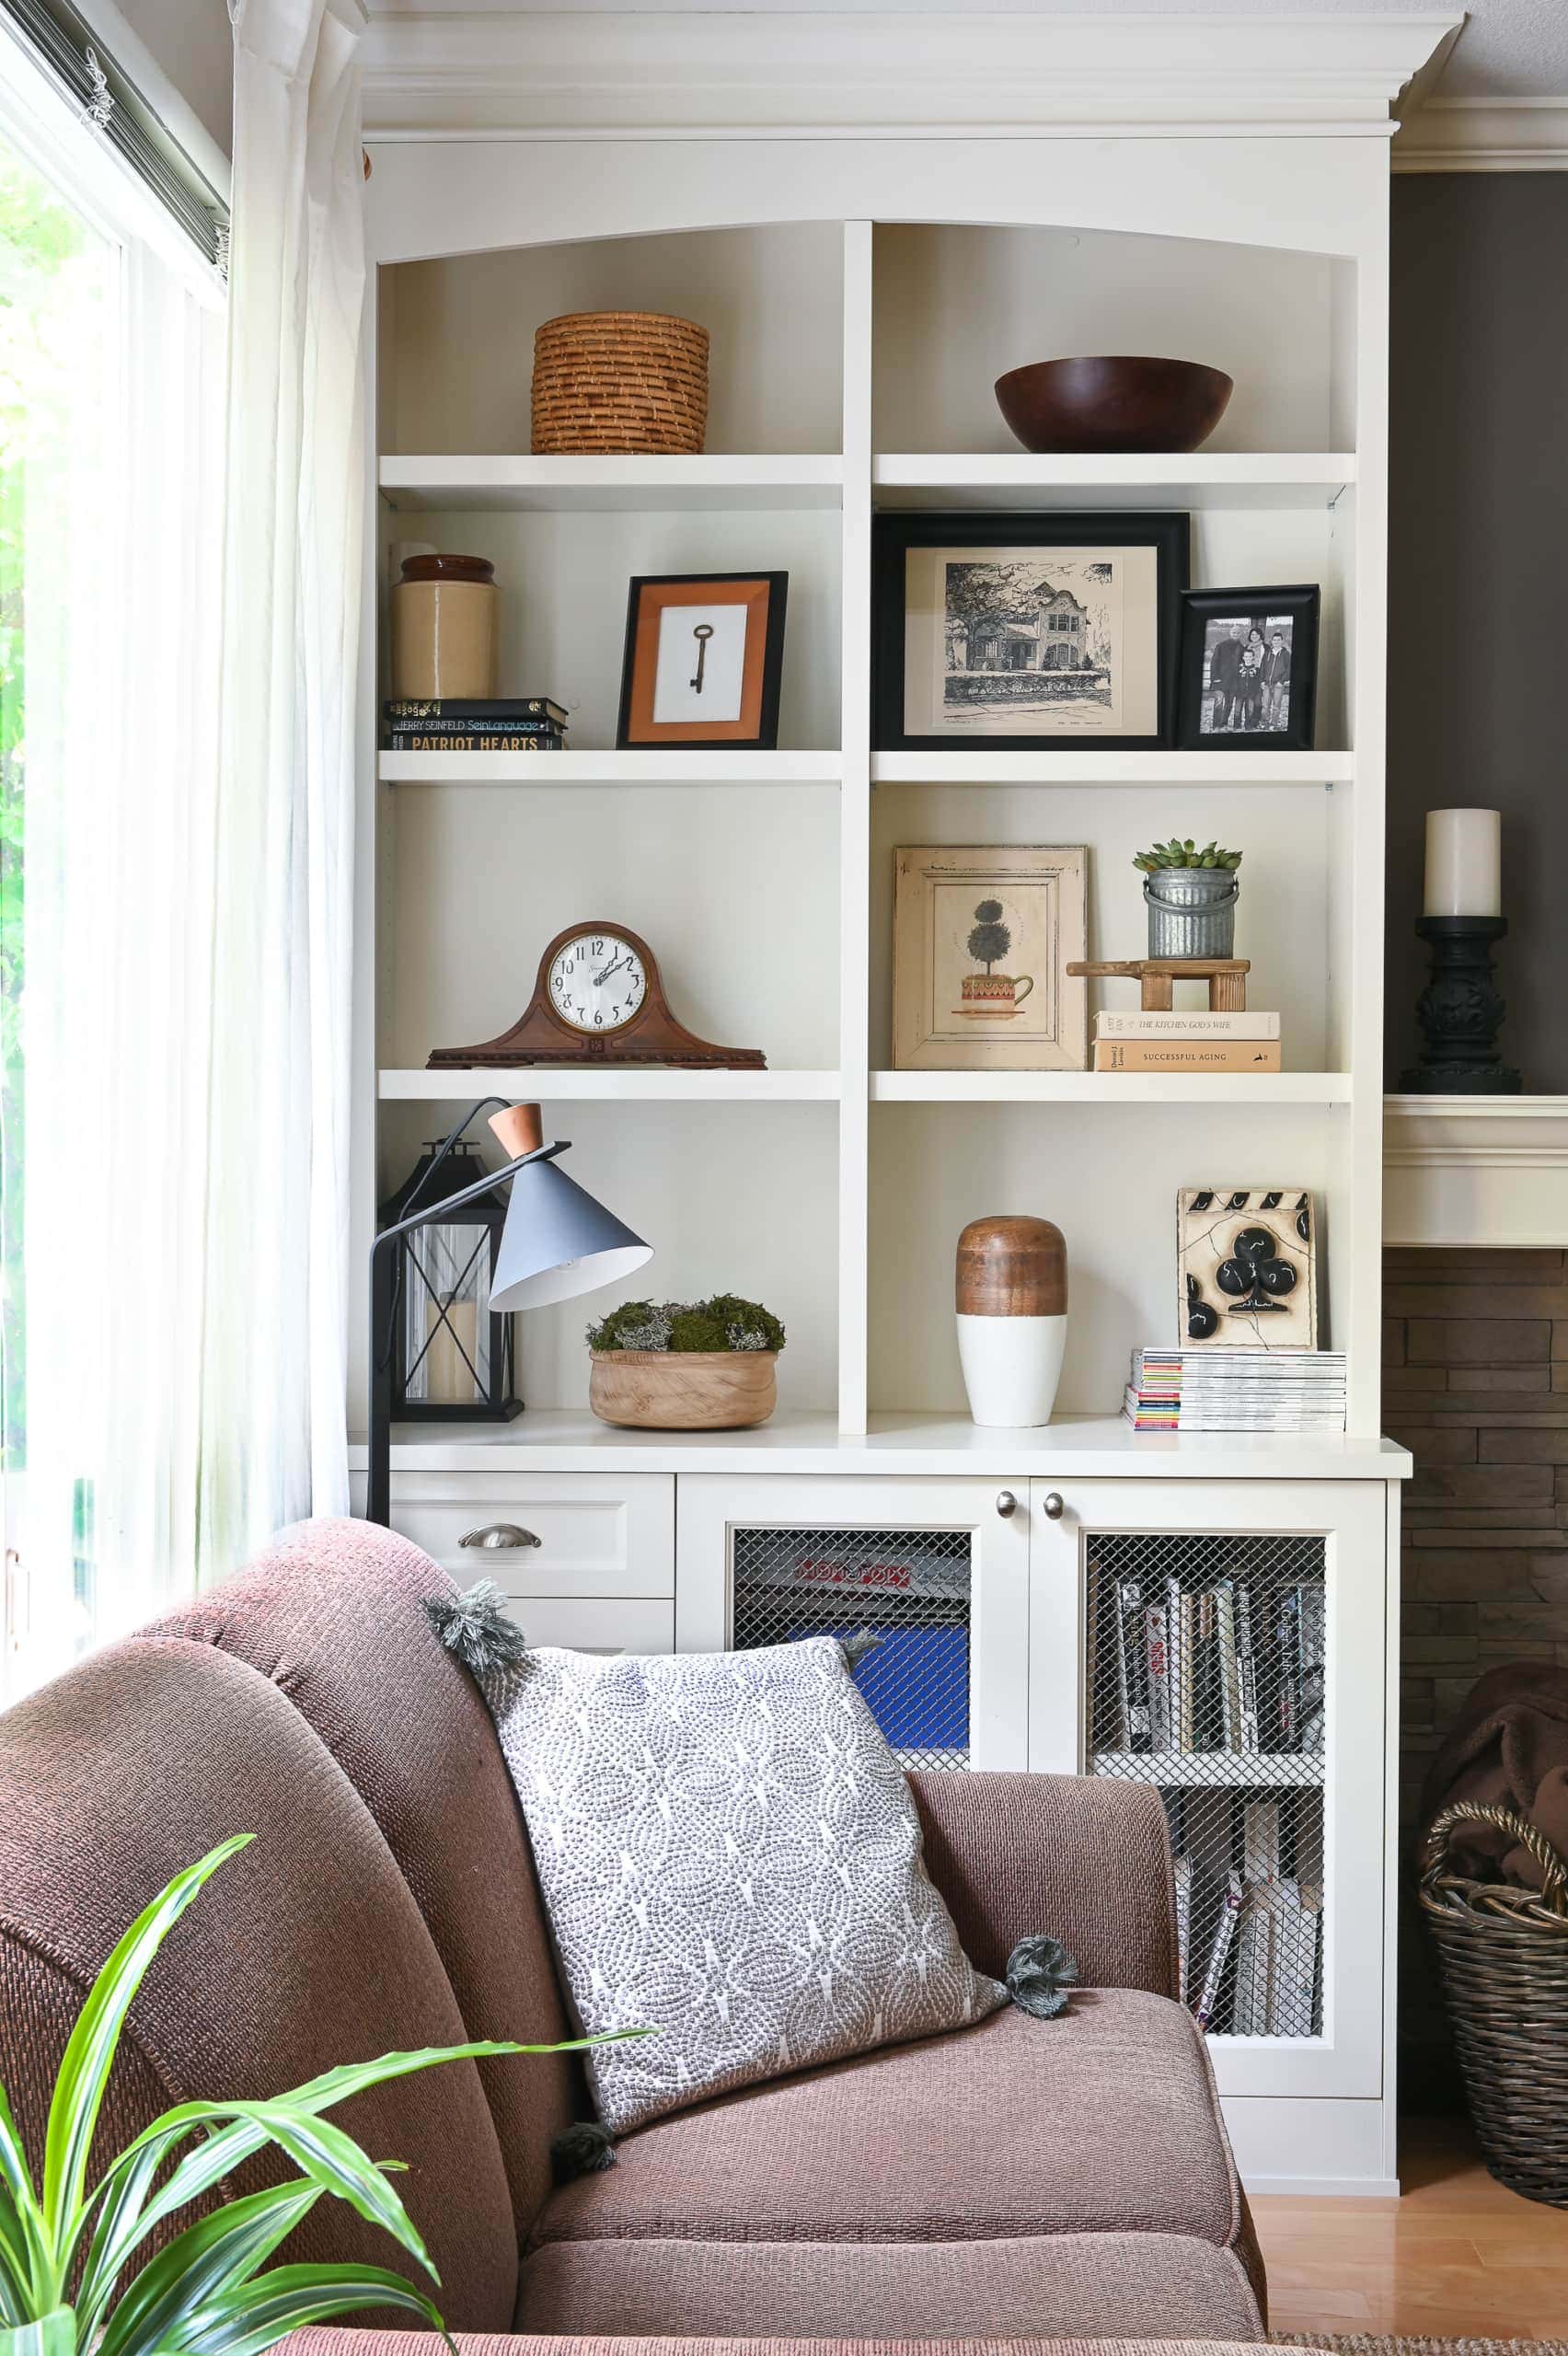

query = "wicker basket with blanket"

[{"left": 1420, "top": 1798, "right": 1568, "bottom": 2208}]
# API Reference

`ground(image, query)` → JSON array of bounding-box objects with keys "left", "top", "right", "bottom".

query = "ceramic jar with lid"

[{"left": 390, "top": 553, "right": 498, "bottom": 700}]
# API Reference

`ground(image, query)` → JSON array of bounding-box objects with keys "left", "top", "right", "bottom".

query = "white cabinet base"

[{"left": 1222, "top": 2093, "right": 1398, "bottom": 2199}]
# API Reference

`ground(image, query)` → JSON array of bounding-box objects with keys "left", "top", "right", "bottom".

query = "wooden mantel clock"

[{"left": 428, "top": 922, "right": 767, "bottom": 1069}]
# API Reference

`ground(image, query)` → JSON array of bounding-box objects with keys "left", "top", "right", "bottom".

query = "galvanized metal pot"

[{"left": 1144, "top": 866, "right": 1239, "bottom": 959}]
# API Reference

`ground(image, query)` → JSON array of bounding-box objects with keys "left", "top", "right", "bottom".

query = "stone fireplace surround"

[{"left": 1384, "top": 1243, "right": 1568, "bottom": 2104}]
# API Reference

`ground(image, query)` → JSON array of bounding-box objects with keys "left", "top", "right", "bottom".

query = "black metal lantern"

[{"left": 375, "top": 1142, "right": 523, "bottom": 1423}]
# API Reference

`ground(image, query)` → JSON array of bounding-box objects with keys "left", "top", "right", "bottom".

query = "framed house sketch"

[
  {"left": 873, "top": 510, "right": 1188, "bottom": 752},
  {"left": 893, "top": 845, "right": 1089, "bottom": 1070}
]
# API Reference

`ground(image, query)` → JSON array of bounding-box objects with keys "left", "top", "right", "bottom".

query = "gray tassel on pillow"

[
  {"left": 550, "top": 2119, "right": 617, "bottom": 2185},
  {"left": 422, "top": 1579, "right": 529, "bottom": 1678},
  {"left": 1007, "top": 1934, "right": 1079, "bottom": 2019},
  {"left": 839, "top": 1627, "right": 882, "bottom": 1672}
]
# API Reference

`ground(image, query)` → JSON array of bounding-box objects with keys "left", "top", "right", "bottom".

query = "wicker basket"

[
  {"left": 1419, "top": 1799, "right": 1568, "bottom": 2206},
  {"left": 531, "top": 310, "right": 709, "bottom": 456}
]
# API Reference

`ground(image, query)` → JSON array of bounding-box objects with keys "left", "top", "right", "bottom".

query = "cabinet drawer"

[
  {"left": 385, "top": 1472, "right": 673, "bottom": 1598},
  {"left": 500, "top": 1596, "right": 674, "bottom": 1655}
]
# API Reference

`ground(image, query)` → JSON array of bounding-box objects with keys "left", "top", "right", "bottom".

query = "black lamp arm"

[
  {"left": 374, "top": 1138, "right": 566, "bottom": 1253},
  {"left": 365, "top": 1098, "right": 568, "bottom": 1528}
]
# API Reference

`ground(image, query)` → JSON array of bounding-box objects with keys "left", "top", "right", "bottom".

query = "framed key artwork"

[{"left": 617, "top": 571, "right": 789, "bottom": 748}]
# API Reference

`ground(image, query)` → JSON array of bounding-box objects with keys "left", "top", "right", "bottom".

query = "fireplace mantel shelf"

[{"left": 1384, "top": 1094, "right": 1568, "bottom": 1250}]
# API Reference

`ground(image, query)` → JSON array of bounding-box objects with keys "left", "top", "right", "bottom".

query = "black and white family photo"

[
  {"left": 1200, "top": 612, "right": 1296, "bottom": 734},
  {"left": 1174, "top": 583, "right": 1320, "bottom": 752}
]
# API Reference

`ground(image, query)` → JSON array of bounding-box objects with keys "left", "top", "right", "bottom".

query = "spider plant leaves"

[
  {"left": 93, "top": 2184, "right": 324, "bottom": 2356},
  {"left": 161, "top": 2261, "right": 453, "bottom": 2356},
  {"left": 0, "top": 2309, "right": 75, "bottom": 2356},
  {"left": 76, "top": 2031, "right": 648, "bottom": 2327},
  {"left": 94, "top": 2032, "right": 626, "bottom": 2277},
  {"left": 40, "top": 1837, "right": 254, "bottom": 2257},
  {"left": 0, "top": 2081, "right": 52, "bottom": 2316}
]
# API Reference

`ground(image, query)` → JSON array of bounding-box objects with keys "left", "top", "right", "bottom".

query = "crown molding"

[
  {"left": 1393, "top": 97, "right": 1568, "bottom": 174},
  {"left": 362, "top": 10, "right": 1461, "bottom": 140}
]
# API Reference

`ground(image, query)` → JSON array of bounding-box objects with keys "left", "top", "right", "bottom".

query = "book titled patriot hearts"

[{"left": 384, "top": 697, "right": 570, "bottom": 751}]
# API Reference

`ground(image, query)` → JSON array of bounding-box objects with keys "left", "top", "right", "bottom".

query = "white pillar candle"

[{"left": 1424, "top": 808, "right": 1501, "bottom": 918}]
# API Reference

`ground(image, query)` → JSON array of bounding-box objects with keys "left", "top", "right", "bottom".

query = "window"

[{"left": 0, "top": 28, "right": 225, "bottom": 1698}]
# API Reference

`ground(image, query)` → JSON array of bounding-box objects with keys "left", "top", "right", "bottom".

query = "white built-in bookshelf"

[
  {"left": 368, "top": 212, "right": 1372, "bottom": 1438},
  {"left": 356, "top": 10, "right": 1449, "bottom": 2196}
]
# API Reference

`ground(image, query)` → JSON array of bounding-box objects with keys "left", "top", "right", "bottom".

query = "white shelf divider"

[
  {"left": 871, "top": 751, "right": 1354, "bottom": 787},
  {"left": 1090, "top": 1751, "right": 1325, "bottom": 1787},
  {"left": 378, "top": 454, "right": 844, "bottom": 513},
  {"left": 378, "top": 1068, "right": 841, "bottom": 1103},
  {"left": 379, "top": 750, "right": 841, "bottom": 787},
  {"left": 871, "top": 1070, "right": 1353, "bottom": 1106},
  {"left": 873, "top": 451, "right": 1356, "bottom": 511}
]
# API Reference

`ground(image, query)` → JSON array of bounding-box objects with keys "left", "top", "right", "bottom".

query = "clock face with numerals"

[{"left": 547, "top": 930, "right": 649, "bottom": 1034}]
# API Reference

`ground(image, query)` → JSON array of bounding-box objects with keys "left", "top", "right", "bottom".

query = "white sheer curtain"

[
  {"left": 3, "top": 29, "right": 226, "bottom": 1689},
  {"left": 2, "top": 0, "right": 366, "bottom": 1695},
  {"left": 198, "top": 0, "right": 365, "bottom": 1567}
]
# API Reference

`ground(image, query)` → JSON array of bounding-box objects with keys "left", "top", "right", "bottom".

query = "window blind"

[{"left": 0, "top": 0, "right": 228, "bottom": 262}]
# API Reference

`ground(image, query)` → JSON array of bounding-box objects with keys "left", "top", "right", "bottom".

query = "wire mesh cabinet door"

[
  {"left": 1029, "top": 1476, "right": 1389, "bottom": 2102},
  {"left": 674, "top": 1476, "right": 1032, "bottom": 1770}
]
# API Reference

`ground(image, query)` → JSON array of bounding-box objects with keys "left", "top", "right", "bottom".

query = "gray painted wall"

[{"left": 1387, "top": 175, "right": 1568, "bottom": 1092}]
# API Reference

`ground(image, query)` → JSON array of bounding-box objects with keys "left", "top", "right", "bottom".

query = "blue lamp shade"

[{"left": 490, "top": 1152, "right": 651, "bottom": 1311}]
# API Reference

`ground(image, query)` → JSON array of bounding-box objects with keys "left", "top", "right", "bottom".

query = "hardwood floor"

[{"left": 1253, "top": 2119, "right": 1568, "bottom": 2340}]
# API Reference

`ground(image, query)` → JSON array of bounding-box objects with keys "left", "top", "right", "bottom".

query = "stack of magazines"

[{"left": 1124, "top": 1347, "right": 1347, "bottom": 1433}]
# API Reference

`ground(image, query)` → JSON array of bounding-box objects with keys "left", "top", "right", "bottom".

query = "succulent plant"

[{"left": 1133, "top": 837, "right": 1243, "bottom": 874}]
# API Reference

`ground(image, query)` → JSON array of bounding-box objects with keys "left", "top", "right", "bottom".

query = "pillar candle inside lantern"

[{"left": 1424, "top": 808, "right": 1501, "bottom": 918}]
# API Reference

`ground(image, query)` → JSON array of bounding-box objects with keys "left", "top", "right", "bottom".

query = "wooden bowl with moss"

[{"left": 587, "top": 1296, "right": 784, "bottom": 1429}]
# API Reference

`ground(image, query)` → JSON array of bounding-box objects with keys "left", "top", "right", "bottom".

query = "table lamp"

[{"left": 367, "top": 1097, "right": 651, "bottom": 1524}]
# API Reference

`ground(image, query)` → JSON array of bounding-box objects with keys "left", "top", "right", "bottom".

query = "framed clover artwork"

[
  {"left": 893, "top": 845, "right": 1089, "bottom": 1071},
  {"left": 1177, "top": 1187, "right": 1319, "bottom": 1350}
]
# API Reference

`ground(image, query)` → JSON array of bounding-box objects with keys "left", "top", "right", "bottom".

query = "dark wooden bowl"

[{"left": 994, "top": 356, "right": 1234, "bottom": 455}]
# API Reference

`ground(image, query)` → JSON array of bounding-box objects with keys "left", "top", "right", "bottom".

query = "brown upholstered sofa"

[{"left": 0, "top": 1519, "right": 1268, "bottom": 2346}]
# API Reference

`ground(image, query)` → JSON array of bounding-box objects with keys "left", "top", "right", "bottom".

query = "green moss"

[{"left": 586, "top": 1293, "right": 785, "bottom": 1356}]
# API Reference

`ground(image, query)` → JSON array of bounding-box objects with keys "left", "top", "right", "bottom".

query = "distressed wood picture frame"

[{"left": 893, "top": 844, "right": 1089, "bottom": 1070}]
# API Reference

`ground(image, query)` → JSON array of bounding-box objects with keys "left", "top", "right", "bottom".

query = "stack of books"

[
  {"left": 1093, "top": 1565, "right": 1325, "bottom": 1761},
  {"left": 1093, "top": 1009, "right": 1281, "bottom": 1073},
  {"left": 1124, "top": 1347, "right": 1347, "bottom": 1432},
  {"left": 1178, "top": 1813, "right": 1322, "bottom": 2038},
  {"left": 384, "top": 697, "right": 569, "bottom": 752}
]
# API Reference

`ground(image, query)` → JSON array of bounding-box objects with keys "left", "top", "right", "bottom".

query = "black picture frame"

[
  {"left": 1175, "top": 583, "right": 1320, "bottom": 752},
  {"left": 871, "top": 509, "right": 1189, "bottom": 753},
  {"left": 617, "top": 570, "right": 789, "bottom": 750}
]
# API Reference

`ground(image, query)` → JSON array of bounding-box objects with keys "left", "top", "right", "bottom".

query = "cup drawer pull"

[{"left": 460, "top": 1524, "right": 542, "bottom": 1551}]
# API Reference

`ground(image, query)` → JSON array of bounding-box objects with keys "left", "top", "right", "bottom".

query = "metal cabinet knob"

[
  {"left": 996, "top": 1490, "right": 1018, "bottom": 1519},
  {"left": 1042, "top": 1492, "right": 1066, "bottom": 1520},
  {"left": 460, "top": 1523, "right": 541, "bottom": 1550}
]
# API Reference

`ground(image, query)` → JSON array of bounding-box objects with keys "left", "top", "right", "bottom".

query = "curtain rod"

[{"left": 1, "top": 0, "right": 229, "bottom": 265}]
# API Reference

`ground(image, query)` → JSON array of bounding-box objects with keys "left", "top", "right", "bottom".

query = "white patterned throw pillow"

[{"left": 479, "top": 1636, "right": 1008, "bottom": 2134}]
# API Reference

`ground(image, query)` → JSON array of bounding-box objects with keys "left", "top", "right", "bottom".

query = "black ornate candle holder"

[{"left": 1399, "top": 915, "right": 1522, "bottom": 1094}]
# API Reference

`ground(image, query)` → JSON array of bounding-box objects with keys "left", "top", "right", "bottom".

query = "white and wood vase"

[{"left": 955, "top": 1215, "right": 1068, "bottom": 1427}]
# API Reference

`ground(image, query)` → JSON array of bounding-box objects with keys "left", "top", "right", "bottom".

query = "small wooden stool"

[{"left": 1066, "top": 957, "right": 1251, "bottom": 1013}]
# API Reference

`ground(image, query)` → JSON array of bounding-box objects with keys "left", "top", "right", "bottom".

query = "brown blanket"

[{"left": 1420, "top": 1660, "right": 1568, "bottom": 1891}]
